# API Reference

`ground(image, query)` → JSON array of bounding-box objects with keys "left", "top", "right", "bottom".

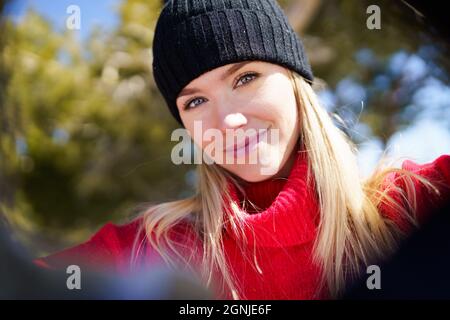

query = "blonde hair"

[{"left": 132, "top": 71, "right": 441, "bottom": 299}]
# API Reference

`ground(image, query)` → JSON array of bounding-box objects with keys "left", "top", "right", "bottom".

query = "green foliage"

[{"left": 1, "top": 1, "right": 193, "bottom": 253}]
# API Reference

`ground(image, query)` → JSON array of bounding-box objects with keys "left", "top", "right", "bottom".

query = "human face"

[{"left": 176, "top": 61, "right": 300, "bottom": 182}]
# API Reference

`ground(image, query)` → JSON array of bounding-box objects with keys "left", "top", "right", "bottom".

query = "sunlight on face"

[{"left": 176, "top": 61, "right": 300, "bottom": 182}]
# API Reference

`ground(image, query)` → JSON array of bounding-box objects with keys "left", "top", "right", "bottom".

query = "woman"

[{"left": 35, "top": 0, "right": 450, "bottom": 300}]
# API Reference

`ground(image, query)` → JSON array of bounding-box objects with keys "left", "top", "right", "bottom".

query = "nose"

[
  {"left": 223, "top": 113, "right": 247, "bottom": 130},
  {"left": 213, "top": 94, "right": 248, "bottom": 132}
]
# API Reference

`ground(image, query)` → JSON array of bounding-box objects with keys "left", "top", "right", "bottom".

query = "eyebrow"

[{"left": 177, "top": 61, "right": 253, "bottom": 99}]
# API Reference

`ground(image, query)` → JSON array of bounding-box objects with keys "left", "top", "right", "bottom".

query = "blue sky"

[{"left": 6, "top": 0, "right": 120, "bottom": 40}]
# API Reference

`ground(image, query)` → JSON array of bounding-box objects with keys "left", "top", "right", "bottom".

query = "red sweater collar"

[
  {"left": 235, "top": 175, "right": 288, "bottom": 213},
  {"left": 223, "top": 151, "right": 320, "bottom": 248}
]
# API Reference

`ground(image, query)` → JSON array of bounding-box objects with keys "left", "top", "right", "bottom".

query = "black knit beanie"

[{"left": 152, "top": 0, "right": 314, "bottom": 126}]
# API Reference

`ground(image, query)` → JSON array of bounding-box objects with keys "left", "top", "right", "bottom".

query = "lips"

[{"left": 223, "top": 127, "right": 269, "bottom": 154}]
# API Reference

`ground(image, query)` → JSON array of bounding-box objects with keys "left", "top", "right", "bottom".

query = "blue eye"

[
  {"left": 235, "top": 72, "right": 258, "bottom": 87},
  {"left": 183, "top": 97, "right": 207, "bottom": 110}
]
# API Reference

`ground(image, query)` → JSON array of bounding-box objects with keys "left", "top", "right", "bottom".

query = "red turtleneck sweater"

[{"left": 35, "top": 153, "right": 450, "bottom": 299}]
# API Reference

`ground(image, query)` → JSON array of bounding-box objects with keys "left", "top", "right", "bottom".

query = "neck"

[
  {"left": 223, "top": 149, "right": 319, "bottom": 247},
  {"left": 270, "top": 147, "right": 298, "bottom": 180},
  {"left": 232, "top": 148, "right": 301, "bottom": 213}
]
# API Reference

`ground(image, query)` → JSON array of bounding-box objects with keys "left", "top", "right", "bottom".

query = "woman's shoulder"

[
  {"left": 33, "top": 216, "right": 199, "bottom": 274},
  {"left": 379, "top": 154, "right": 450, "bottom": 230},
  {"left": 400, "top": 154, "right": 450, "bottom": 181}
]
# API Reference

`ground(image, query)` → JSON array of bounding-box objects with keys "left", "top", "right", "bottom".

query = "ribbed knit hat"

[{"left": 152, "top": 0, "right": 314, "bottom": 126}]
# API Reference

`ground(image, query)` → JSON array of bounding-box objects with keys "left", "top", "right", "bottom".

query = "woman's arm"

[
  {"left": 33, "top": 218, "right": 143, "bottom": 274},
  {"left": 33, "top": 216, "right": 201, "bottom": 275}
]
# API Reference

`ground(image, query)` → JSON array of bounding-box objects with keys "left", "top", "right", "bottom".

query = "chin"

[
  {"left": 216, "top": 147, "right": 285, "bottom": 181},
  {"left": 226, "top": 162, "right": 281, "bottom": 183}
]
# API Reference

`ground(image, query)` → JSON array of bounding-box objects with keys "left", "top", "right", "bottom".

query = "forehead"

[{"left": 199, "top": 60, "right": 261, "bottom": 82}]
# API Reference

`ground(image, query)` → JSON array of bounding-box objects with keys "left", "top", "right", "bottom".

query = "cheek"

[
  {"left": 184, "top": 122, "right": 215, "bottom": 152},
  {"left": 266, "top": 97, "right": 298, "bottom": 150},
  {"left": 182, "top": 121, "right": 201, "bottom": 150},
  {"left": 280, "top": 95, "right": 298, "bottom": 132},
  {"left": 255, "top": 86, "right": 297, "bottom": 130}
]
